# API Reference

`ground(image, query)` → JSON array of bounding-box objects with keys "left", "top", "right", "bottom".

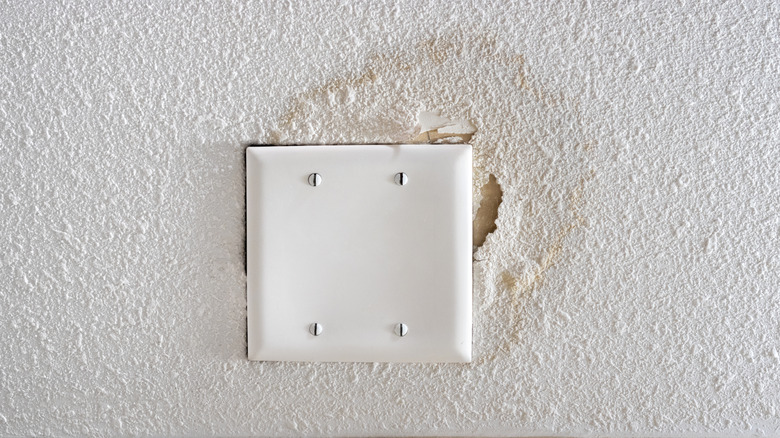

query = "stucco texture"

[{"left": 1, "top": 1, "right": 779, "bottom": 436}]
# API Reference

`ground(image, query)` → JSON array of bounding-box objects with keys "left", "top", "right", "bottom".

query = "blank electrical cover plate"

[{"left": 246, "top": 144, "right": 472, "bottom": 362}]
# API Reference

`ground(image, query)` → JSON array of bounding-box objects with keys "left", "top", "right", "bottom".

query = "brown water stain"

[
  {"left": 476, "top": 168, "right": 596, "bottom": 365},
  {"left": 270, "top": 66, "right": 380, "bottom": 144},
  {"left": 418, "top": 36, "right": 553, "bottom": 104},
  {"left": 266, "top": 32, "right": 597, "bottom": 364}
]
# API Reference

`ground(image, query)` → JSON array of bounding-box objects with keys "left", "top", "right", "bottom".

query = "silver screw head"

[
  {"left": 309, "top": 323, "right": 323, "bottom": 336},
  {"left": 394, "top": 323, "right": 408, "bottom": 337},
  {"left": 308, "top": 173, "right": 322, "bottom": 187},
  {"left": 394, "top": 172, "right": 408, "bottom": 186}
]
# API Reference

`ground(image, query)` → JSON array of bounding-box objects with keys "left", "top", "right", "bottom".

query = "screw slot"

[
  {"left": 394, "top": 323, "right": 408, "bottom": 337},
  {"left": 309, "top": 323, "right": 323, "bottom": 336},
  {"left": 308, "top": 173, "right": 322, "bottom": 187},
  {"left": 394, "top": 172, "right": 408, "bottom": 186}
]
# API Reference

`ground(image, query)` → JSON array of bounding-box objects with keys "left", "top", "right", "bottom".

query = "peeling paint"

[{"left": 411, "top": 110, "right": 476, "bottom": 144}]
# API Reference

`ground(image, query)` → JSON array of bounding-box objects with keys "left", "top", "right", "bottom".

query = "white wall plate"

[{"left": 246, "top": 144, "right": 472, "bottom": 362}]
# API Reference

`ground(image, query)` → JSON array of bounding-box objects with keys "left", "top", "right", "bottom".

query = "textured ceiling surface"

[{"left": 1, "top": 1, "right": 779, "bottom": 436}]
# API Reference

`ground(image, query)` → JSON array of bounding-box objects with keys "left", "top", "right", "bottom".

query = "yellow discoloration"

[
  {"left": 271, "top": 68, "right": 381, "bottom": 144},
  {"left": 268, "top": 32, "right": 597, "bottom": 366},
  {"left": 476, "top": 169, "right": 596, "bottom": 365}
]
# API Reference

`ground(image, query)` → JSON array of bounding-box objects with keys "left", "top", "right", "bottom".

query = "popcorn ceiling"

[{"left": 1, "top": 1, "right": 779, "bottom": 436}]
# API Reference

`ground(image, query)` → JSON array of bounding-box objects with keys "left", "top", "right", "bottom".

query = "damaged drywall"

[
  {"left": 473, "top": 173, "right": 503, "bottom": 255},
  {"left": 2, "top": 1, "right": 779, "bottom": 437},
  {"left": 270, "top": 32, "right": 600, "bottom": 364}
]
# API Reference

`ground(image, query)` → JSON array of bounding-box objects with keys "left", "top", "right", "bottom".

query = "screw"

[
  {"left": 394, "top": 323, "right": 408, "bottom": 337},
  {"left": 308, "top": 173, "right": 322, "bottom": 187},
  {"left": 394, "top": 172, "right": 408, "bottom": 186},
  {"left": 309, "top": 323, "right": 323, "bottom": 336}
]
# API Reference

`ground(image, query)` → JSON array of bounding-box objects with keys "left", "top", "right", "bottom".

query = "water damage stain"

[
  {"left": 477, "top": 167, "right": 596, "bottom": 364},
  {"left": 265, "top": 32, "right": 599, "bottom": 362}
]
